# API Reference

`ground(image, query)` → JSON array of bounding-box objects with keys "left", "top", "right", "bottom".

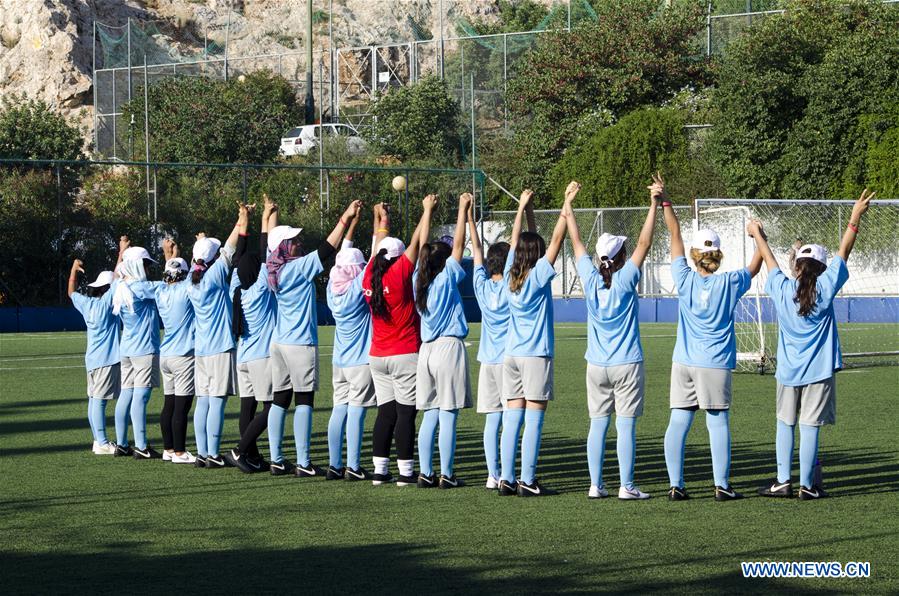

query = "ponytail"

[
  {"left": 794, "top": 258, "right": 827, "bottom": 317},
  {"left": 369, "top": 249, "right": 396, "bottom": 321},
  {"left": 415, "top": 242, "right": 451, "bottom": 314},
  {"left": 191, "top": 260, "right": 208, "bottom": 285},
  {"left": 598, "top": 244, "right": 627, "bottom": 289},
  {"left": 689, "top": 248, "right": 722, "bottom": 274},
  {"left": 232, "top": 288, "right": 244, "bottom": 338}
]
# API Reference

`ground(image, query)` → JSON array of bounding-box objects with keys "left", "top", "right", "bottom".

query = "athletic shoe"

[
  {"left": 588, "top": 485, "right": 610, "bottom": 499},
  {"left": 326, "top": 466, "right": 345, "bottom": 480},
  {"left": 171, "top": 451, "right": 196, "bottom": 464},
  {"left": 371, "top": 472, "right": 394, "bottom": 485},
  {"left": 162, "top": 450, "right": 174, "bottom": 462},
  {"left": 439, "top": 475, "right": 464, "bottom": 489},
  {"left": 270, "top": 460, "right": 296, "bottom": 476},
  {"left": 498, "top": 480, "right": 518, "bottom": 496},
  {"left": 397, "top": 474, "right": 417, "bottom": 487},
  {"left": 221, "top": 448, "right": 240, "bottom": 468},
  {"left": 798, "top": 485, "right": 829, "bottom": 500},
  {"left": 485, "top": 476, "right": 500, "bottom": 490},
  {"left": 194, "top": 456, "right": 207, "bottom": 468},
  {"left": 714, "top": 485, "right": 744, "bottom": 501},
  {"left": 92, "top": 441, "right": 116, "bottom": 455},
  {"left": 246, "top": 454, "right": 268, "bottom": 472},
  {"left": 295, "top": 463, "right": 325, "bottom": 478},
  {"left": 417, "top": 473, "right": 437, "bottom": 488},
  {"left": 205, "top": 454, "right": 226, "bottom": 468},
  {"left": 618, "top": 486, "right": 651, "bottom": 500},
  {"left": 667, "top": 486, "right": 689, "bottom": 501},
  {"left": 133, "top": 446, "right": 162, "bottom": 460},
  {"left": 757, "top": 478, "right": 793, "bottom": 498},
  {"left": 517, "top": 479, "right": 555, "bottom": 497},
  {"left": 226, "top": 449, "right": 258, "bottom": 474},
  {"left": 345, "top": 467, "right": 371, "bottom": 481},
  {"left": 114, "top": 444, "right": 133, "bottom": 458}
]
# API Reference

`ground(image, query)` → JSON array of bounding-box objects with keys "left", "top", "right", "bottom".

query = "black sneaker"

[
  {"left": 221, "top": 448, "right": 240, "bottom": 468},
  {"left": 397, "top": 474, "right": 417, "bottom": 487},
  {"left": 798, "top": 485, "right": 829, "bottom": 500},
  {"left": 371, "top": 472, "right": 394, "bottom": 485},
  {"left": 228, "top": 449, "right": 259, "bottom": 474},
  {"left": 517, "top": 479, "right": 555, "bottom": 497},
  {"left": 498, "top": 480, "right": 518, "bottom": 496},
  {"left": 439, "top": 475, "right": 464, "bottom": 489},
  {"left": 246, "top": 455, "right": 269, "bottom": 472},
  {"left": 326, "top": 466, "right": 345, "bottom": 480},
  {"left": 758, "top": 478, "right": 793, "bottom": 498},
  {"left": 114, "top": 444, "right": 133, "bottom": 457},
  {"left": 194, "top": 456, "right": 207, "bottom": 468},
  {"left": 417, "top": 473, "right": 437, "bottom": 488},
  {"left": 714, "top": 485, "right": 744, "bottom": 501},
  {"left": 270, "top": 460, "right": 296, "bottom": 476},
  {"left": 345, "top": 467, "right": 371, "bottom": 481},
  {"left": 295, "top": 463, "right": 325, "bottom": 478},
  {"left": 667, "top": 486, "right": 689, "bottom": 501},
  {"left": 205, "top": 454, "right": 226, "bottom": 468},
  {"left": 132, "top": 446, "right": 162, "bottom": 460}
]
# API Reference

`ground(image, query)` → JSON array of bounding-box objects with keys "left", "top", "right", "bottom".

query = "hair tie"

[
  {"left": 600, "top": 258, "right": 612, "bottom": 269},
  {"left": 192, "top": 262, "right": 208, "bottom": 273}
]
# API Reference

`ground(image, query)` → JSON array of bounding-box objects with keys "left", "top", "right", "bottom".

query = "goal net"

[{"left": 695, "top": 199, "right": 899, "bottom": 373}]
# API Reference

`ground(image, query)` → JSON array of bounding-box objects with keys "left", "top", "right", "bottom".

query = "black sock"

[
  {"left": 172, "top": 395, "right": 194, "bottom": 452},
  {"left": 239, "top": 402, "right": 271, "bottom": 457},
  {"left": 273, "top": 389, "right": 292, "bottom": 410},
  {"left": 160, "top": 394, "right": 175, "bottom": 451},
  {"left": 239, "top": 396, "right": 258, "bottom": 438},
  {"left": 395, "top": 403, "right": 417, "bottom": 461},
  {"left": 372, "top": 401, "right": 397, "bottom": 459},
  {"left": 294, "top": 391, "right": 314, "bottom": 407}
]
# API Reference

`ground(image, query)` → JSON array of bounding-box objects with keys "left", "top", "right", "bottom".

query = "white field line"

[
  {"left": 0, "top": 365, "right": 84, "bottom": 371},
  {"left": 0, "top": 355, "right": 82, "bottom": 363}
]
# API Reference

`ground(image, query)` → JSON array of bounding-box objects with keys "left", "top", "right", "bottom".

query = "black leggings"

[
  {"left": 272, "top": 389, "right": 314, "bottom": 409},
  {"left": 160, "top": 394, "right": 193, "bottom": 452},
  {"left": 372, "top": 401, "right": 416, "bottom": 460},
  {"left": 238, "top": 399, "right": 272, "bottom": 457}
]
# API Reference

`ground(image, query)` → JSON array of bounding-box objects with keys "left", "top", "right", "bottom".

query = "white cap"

[
  {"left": 192, "top": 237, "right": 222, "bottom": 263},
  {"left": 595, "top": 233, "right": 627, "bottom": 261},
  {"left": 796, "top": 243, "right": 827, "bottom": 265},
  {"left": 122, "top": 246, "right": 156, "bottom": 263},
  {"left": 165, "top": 257, "right": 189, "bottom": 274},
  {"left": 692, "top": 229, "right": 721, "bottom": 253},
  {"left": 336, "top": 247, "right": 365, "bottom": 267},
  {"left": 377, "top": 237, "right": 406, "bottom": 259},
  {"left": 87, "top": 271, "right": 115, "bottom": 287},
  {"left": 267, "top": 225, "right": 303, "bottom": 253}
]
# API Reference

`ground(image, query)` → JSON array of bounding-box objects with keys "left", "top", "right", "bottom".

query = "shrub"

[{"left": 0, "top": 95, "right": 84, "bottom": 160}]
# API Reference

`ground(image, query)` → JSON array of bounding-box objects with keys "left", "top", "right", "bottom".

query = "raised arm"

[
  {"left": 838, "top": 188, "right": 875, "bottom": 261},
  {"left": 117, "top": 236, "right": 130, "bottom": 265},
  {"left": 261, "top": 194, "right": 276, "bottom": 253},
  {"left": 526, "top": 199, "right": 537, "bottom": 233},
  {"left": 747, "top": 220, "right": 779, "bottom": 272},
  {"left": 662, "top": 194, "right": 684, "bottom": 261},
  {"left": 746, "top": 246, "right": 763, "bottom": 278},
  {"left": 510, "top": 189, "right": 534, "bottom": 250},
  {"left": 226, "top": 201, "right": 254, "bottom": 251},
  {"left": 344, "top": 204, "right": 360, "bottom": 244},
  {"left": 467, "top": 199, "right": 483, "bottom": 267},
  {"left": 546, "top": 182, "right": 577, "bottom": 264},
  {"left": 452, "top": 193, "right": 472, "bottom": 262},
  {"left": 561, "top": 181, "right": 586, "bottom": 260},
  {"left": 631, "top": 173, "right": 662, "bottom": 268},
  {"left": 325, "top": 200, "right": 363, "bottom": 250},
  {"left": 405, "top": 194, "right": 436, "bottom": 263},
  {"left": 67, "top": 259, "right": 84, "bottom": 298}
]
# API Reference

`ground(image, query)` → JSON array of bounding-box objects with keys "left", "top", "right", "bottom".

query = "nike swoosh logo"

[
  {"left": 803, "top": 489, "right": 819, "bottom": 497},
  {"left": 442, "top": 478, "right": 458, "bottom": 487},
  {"left": 772, "top": 482, "right": 790, "bottom": 492},
  {"left": 718, "top": 488, "right": 735, "bottom": 497},
  {"left": 520, "top": 484, "right": 541, "bottom": 495},
  {"left": 299, "top": 467, "right": 317, "bottom": 475},
  {"left": 247, "top": 460, "right": 261, "bottom": 470},
  {"left": 346, "top": 470, "right": 364, "bottom": 479}
]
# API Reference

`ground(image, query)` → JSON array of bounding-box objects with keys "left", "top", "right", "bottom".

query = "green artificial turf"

[{"left": 1, "top": 324, "right": 897, "bottom": 594}]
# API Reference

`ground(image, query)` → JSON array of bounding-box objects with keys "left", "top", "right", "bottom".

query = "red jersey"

[{"left": 362, "top": 254, "right": 421, "bottom": 357}]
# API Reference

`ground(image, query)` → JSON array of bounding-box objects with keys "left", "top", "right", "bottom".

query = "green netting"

[
  {"left": 454, "top": 0, "right": 597, "bottom": 51},
  {"left": 97, "top": 20, "right": 224, "bottom": 70}
]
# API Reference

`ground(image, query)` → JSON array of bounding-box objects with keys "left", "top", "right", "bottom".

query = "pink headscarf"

[
  {"left": 329, "top": 247, "right": 366, "bottom": 295},
  {"left": 266, "top": 239, "right": 301, "bottom": 291}
]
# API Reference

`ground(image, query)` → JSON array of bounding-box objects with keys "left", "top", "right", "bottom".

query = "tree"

[{"left": 0, "top": 95, "right": 84, "bottom": 160}]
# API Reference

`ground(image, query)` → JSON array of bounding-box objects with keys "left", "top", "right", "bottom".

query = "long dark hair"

[
  {"left": 191, "top": 260, "right": 207, "bottom": 285},
  {"left": 599, "top": 244, "right": 627, "bottom": 289},
  {"left": 415, "top": 242, "right": 452, "bottom": 313},
  {"left": 232, "top": 253, "right": 262, "bottom": 338},
  {"left": 486, "top": 241, "right": 510, "bottom": 277},
  {"left": 794, "top": 257, "right": 827, "bottom": 317},
  {"left": 509, "top": 232, "right": 545, "bottom": 293},
  {"left": 369, "top": 249, "right": 398, "bottom": 321}
]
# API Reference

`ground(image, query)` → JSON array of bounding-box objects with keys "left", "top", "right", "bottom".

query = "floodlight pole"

[
  {"left": 305, "top": 0, "right": 315, "bottom": 124},
  {"left": 438, "top": 0, "right": 445, "bottom": 79},
  {"left": 92, "top": 20, "right": 98, "bottom": 153}
]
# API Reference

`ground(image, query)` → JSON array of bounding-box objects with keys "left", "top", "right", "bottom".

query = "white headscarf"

[{"left": 112, "top": 258, "right": 148, "bottom": 315}]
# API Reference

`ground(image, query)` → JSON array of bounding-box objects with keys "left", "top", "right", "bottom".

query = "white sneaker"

[
  {"left": 485, "top": 476, "right": 500, "bottom": 490},
  {"left": 619, "top": 485, "right": 651, "bottom": 500},
  {"left": 92, "top": 441, "right": 116, "bottom": 455},
  {"left": 171, "top": 451, "right": 197, "bottom": 464},
  {"left": 588, "top": 485, "right": 609, "bottom": 499},
  {"left": 162, "top": 450, "right": 174, "bottom": 462}
]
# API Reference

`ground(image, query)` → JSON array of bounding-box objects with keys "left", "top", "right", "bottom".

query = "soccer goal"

[{"left": 695, "top": 199, "right": 899, "bottom": 373}]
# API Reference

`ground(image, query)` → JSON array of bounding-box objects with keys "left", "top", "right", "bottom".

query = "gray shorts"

[
  {"left": 669, "top": 362, "right": 732, "bottom": 410},
  {"left": 477, "top": 363, "right": 504, "bottom": 413},
  {"left": 160, "top": 355, "right": 194, "bottom": 396},
  {"left": 777, "top": 377, "right": 836, "bottom": 427},
  {"left": 332, "top": 364, "right": 377, "bottom": 407},
  {"left": 270, "top": 343, "right": 319, "bottom": 392},
  {"left": 416, "top": 337, "right": 472, "bottom": 411},
  {"left": 503, "top": 356, "right": 554, "bottom": 402},
  {"left": 587, "top": 362, "right": 645, "bottom": 418},
  {"left": 121, "top": 354, "right": 160, "bottom": 390},
  {"left": 237, "top": 357, "right": 274, "bottom": 402},
  {"left": 87, "top": 364, "right": 120, "bottom": 400},
  {"left": 195, "top": 351, "right": 236, "bottom": 397},
  {"left": 370, "top": 353, "right": 418, "bottom": 407}
]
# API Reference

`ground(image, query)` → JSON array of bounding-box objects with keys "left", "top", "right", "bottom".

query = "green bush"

[{"left": 0, "top": 95, "right": 84, "bottom": 160}]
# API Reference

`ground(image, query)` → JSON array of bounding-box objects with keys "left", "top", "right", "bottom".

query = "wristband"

[
  {"left": 377, "top": 228, "right": 389, "bottom": 233},
  {"left": 661, "top": 201, "right": 672, "bottom": 207},
  {"left": 340, "top": 218, "right": 349, "bottom": 227},
  {"left": 848, "top": 221, "right": 859, "bottom": 233}
]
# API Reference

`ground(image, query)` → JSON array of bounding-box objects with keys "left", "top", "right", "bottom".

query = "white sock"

[
  {"left": 373, "top": 456, "right": 389, "bottom": 476},
  {"left": 397, "top": 458, "right": 414, "bottom": 477}
]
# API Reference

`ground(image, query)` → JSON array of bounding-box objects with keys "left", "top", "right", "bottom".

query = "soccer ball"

[
  {"left": 237, "top": 74, "right": 246, "bottom": 83},
  {"left": 392, "top": 176, "right": 407, "bottom": 192}
]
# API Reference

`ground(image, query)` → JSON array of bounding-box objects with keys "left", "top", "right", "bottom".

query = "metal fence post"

[
  {"left": 404, "top": 168, "right": 410, "bottom": 240},
  {"left": 56, "top": 164, "right": 63, "bottom": 304},
  {"left": 706, "top": 2, "right": 713, "bottom": 57}
]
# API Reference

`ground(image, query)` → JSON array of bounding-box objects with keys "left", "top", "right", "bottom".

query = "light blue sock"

[
  {"left": 328, "top": 404, "right": 349, "bottom": 468},
  {"left": 346, "top": 405, "right": 367, "bottom": 470},
  {"left": 130, "top": 387, "right": 152, "bottom": 450},
  {"left": 520, "top": 409, "right": 546, "bottom": 485},
  {"left": 438, "top": 409, "right": 459, "bottom": 477},
  {"left": 799, "top": 424, "right": 820, "bottom": 488},
  {"left": 664, "top": 408, "right": 695, "bottom": 488},
  {"left": 587, "top": 416, "right": 611, "bottom": 488},
  {"left": 776, "top": 419, "right": 795, "bottom": 483},
  {"left": 706, "top": 409, "right": 731, "bottom": 488},
  {"left": 87, "top": 399, "right": 98, "bottom": 441},
  {"left": 89, "top": 398, "right": 109, "bottom": 444},
  {"left": 114, "top": 387, "right": 134, "bottom": 446},
  {"left": 500, "top": 408, "right": 525, "bottom": 483},
  {"left": 483, "top": 412, "right": 502, "bottom": 480},
  {"left": 294, "top": 405, "right": 313, "bottom": 467},
  {"left": 207, "top": 396, "right": 227, "bottom": 457},
  {"left": 418, "top": 408, "right": 439, "bottom": 477},
  {"left": 616, "top": 416, "right": 637, "bottom": 490},
  {"left": 194, "top": 396, "right": 209, "bottom": 457},
  {"left": 267, "top": 404, "right": 287, "bottom": 463}
]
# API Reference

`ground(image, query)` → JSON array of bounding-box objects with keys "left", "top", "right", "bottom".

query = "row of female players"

[{"left": 69, "top": 174, "right": 877, "bottom": 499}]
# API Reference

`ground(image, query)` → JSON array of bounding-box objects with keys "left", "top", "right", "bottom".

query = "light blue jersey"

[
  {"left": 151, "top": 280, "right": 195, "bottom": 358},
  {"left": 187, "top": 246, "right": 235, "bottom": 357},
  {"left": 272, "top": 252, "right": 324, "bottom": 346},
  {"left": 503, "top": 250, "right": 556, "bottom": 358},
  {"left": 235, "top": 265, "right": 277, "bottom": 363},
  {"left": 415, "top": 257, "right": 469, "bottom": 344},
  {"left": 577, "top": 256, "right": 643, "bottom": 366},
  {"left": 472, "top": 264, "right": 509, "bottom": 365},
  {"left": 71, "top": 288, "right": 120, "bottom": 371},
  {"left": 671, "top": 256, "right": 751, "bottom": 369},
  {"left": 117, "top": 281, "right": 160, "bottom": 358},
  {"left": 327, "top": 272, "right": 372, "bottom": 368},
  {"left": 766, "top": 257, "right": 848, "bottom": 386}
]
